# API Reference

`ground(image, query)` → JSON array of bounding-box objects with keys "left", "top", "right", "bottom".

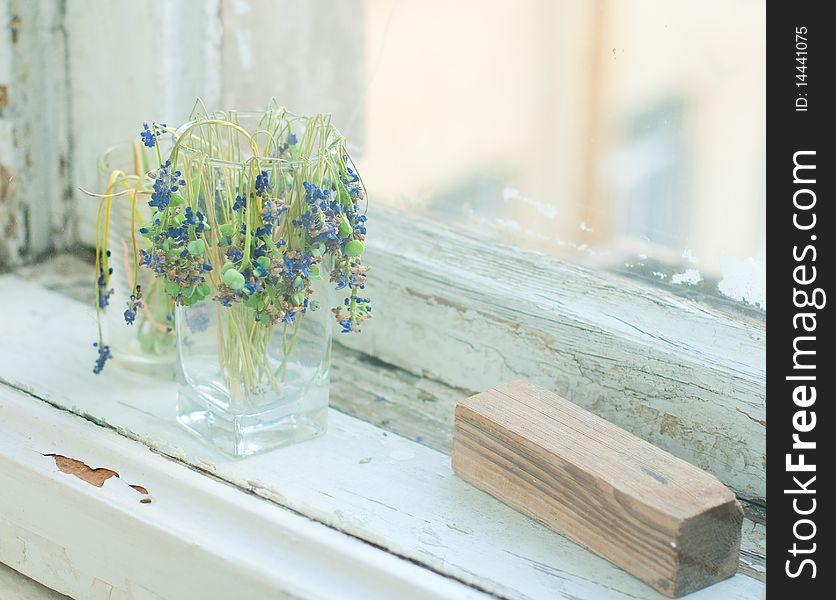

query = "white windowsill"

[{"left": 0, "top": 275, "right": 762, "bottom": 599}]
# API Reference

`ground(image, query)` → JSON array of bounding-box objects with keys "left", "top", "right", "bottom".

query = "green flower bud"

[
  {"left": 291, "top": 292, "right": 305, "bottom": 306},
  {"left": 195, "top": 283, "right": 211, "bottom": 299},
  {"left": 222, "top": 268, "right": 246, "bottom": 291},
  {"left": 222, "top": 261, "right": 235, "bottom": 273},
  {"left": 293, "top": 275, "right": 304, "bottom": 290},
  {"left": 169, "top": 192, "right": 186, "bottom": 207},
  {"left": 219, "top": 223, "right": 235, "bottom": 239},
  {"left": 187, "top": 239, "right": 205, "bottom": 257},
  {"left": 308, "top": 264, "right": 320, "bottom": 279},
  {"left": 345, "top": 239, "right": 365, "bottom": 257},
  {"left": 256, "top": 256, "right": 271, "bottom": 270}
]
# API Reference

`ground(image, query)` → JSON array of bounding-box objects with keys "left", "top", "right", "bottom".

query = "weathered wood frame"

[{"left": 352, "top": 207, "right": 765, "bottom": 505}]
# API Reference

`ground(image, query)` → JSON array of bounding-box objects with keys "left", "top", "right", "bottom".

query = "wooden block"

[{"left": 452, "top": 381, "right": 743, "bottom": 597}]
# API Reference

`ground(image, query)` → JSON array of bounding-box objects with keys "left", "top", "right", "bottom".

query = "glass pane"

[{"left": 221, "top": 0, "right": 765, "bottom": 309}]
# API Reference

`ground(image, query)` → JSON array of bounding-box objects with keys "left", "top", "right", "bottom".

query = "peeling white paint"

[
  {"left": 718, "top": 256, "right": 766, "bottom": 309},
  {"left": 670, "top": 268, "right": 702, "bottom": 285}
]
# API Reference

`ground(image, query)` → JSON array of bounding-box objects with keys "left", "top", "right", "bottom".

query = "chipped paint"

[{"left": 45, "top": 453, "right": 151, "bottom": 503}]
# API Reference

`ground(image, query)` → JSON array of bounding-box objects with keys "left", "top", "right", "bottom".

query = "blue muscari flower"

[
  {"left": 261, "top": 201, "right": 275, "bottom": 222},
  {"left": 148, "top": 161, "right": 184, "bottom": 210},
  {"left": 292, "top": 211, "right": 315, "bottom": 229},
  {"left": 97, "top": 265, "right": 113, "bottom": 308},
  {"left": 276, "top": 133, "right": 298, "bottom": 154},
  {"left": 226, "top": 248, "right": 243, "bottom": 262},
  {"left": 303, "top": 181, "right": 329, "bottom": 205},
  {"left": 124, "top": 292, "right": 143, "bottom": 325},
  {"left": 339, "top": 319, "right": 352, "bottom": 334},
  {"left": 255, "top": 170, "right": 270, "bottom": 197},
  {"left": 255, "top": 223, "right": 273, "bottom": 237},
  {"left": 140, "top": 122, "right": 166, "bottom": 148},
  {"left": 232, "top": 194, "right": 246, "bottom": 212},
  {"left": 282, "top": 311, "right": 296, "bottom": 324},
  {"left": 166, "top": 226, "right": 187, "bottom": 242},
  {"left": 92, "top": 342, "right": 112, "bottom": 374},
  {"left": 139, "top": 249, "right": 152, "bottom": 267},
  {"left": 202, "top": 263, "right": 213, "bottom": 271},
  {"left": 283, "top": 255, "right": 311, "bottom": 279},
  {"left": 343, "top": 167, "right": 359, "bottom": 184}
]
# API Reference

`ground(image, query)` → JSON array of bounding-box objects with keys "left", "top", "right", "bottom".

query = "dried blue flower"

[
  {"left": 97, "top": 263, "right": 113, "bottom": 309},
  {"left": 123, "top": 286, "right": 143, "bottom": 325},
  {"left": 255, "top": 170, "right": 270, "bottom": 197},
  {"left": 92, "top": 342, "right": 112, "bottom": 374},
  {"left": 140, "top": 122, "right": 166, "bottom": 148},
  {"left": 232, "top": 195, "right": 246, "bottom": 212},
  {"left": 148, "top": 161, "right": 184, "bottom": 210}
]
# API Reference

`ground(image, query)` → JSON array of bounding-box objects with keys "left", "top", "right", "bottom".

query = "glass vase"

[
  {"left": 98, "top": 143, "right": 177, "bottom": 376},
  {"left": 175, "top": 262, "right": 332, "bottom": 456},
  {"left": 172, "top": 111, "right": 338, "bottom": 455}
]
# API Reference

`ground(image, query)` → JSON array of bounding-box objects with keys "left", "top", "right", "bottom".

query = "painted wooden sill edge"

[{"left": 0, "top": 384, "right": 485, "bottom": 600}]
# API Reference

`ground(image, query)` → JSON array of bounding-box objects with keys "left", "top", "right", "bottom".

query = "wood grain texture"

[
  {"left": 452, "top": 381, "right": 743, "bottom": 597},
  {"left": 339, "top": 207, "right": 765, "bottom": 503}
]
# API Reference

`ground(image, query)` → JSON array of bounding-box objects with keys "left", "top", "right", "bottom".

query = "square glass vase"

[{"left": 175, "top": 294, "right": 332, "bottom": 456}]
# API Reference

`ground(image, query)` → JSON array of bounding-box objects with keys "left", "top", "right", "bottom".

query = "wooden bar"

[{"left": 452, "top": 381, "right": 743, "bottom": 597}]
